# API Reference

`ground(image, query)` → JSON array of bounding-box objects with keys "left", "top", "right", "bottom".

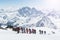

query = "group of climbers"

[
  {"left": 12, "top": 27, "right": 36, "bottom": 34},
  {"left": 12, "top": 27, "right": 46, "bottom": 34},
  {"left": 5, "top": 25, "right": 46, "bottom": 34}
]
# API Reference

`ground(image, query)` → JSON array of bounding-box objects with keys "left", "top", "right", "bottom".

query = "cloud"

[{"left": 42, "top": 0, "right": 60, "bottom": 10}]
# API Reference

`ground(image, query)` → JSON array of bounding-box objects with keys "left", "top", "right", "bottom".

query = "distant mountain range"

[{"left": 0, "top": 7, "right": 60, "bottom": 29}]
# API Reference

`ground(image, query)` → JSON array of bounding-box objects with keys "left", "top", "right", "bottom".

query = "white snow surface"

[{"left": 0, "top": 27, "right": 60, "bottom": 40}]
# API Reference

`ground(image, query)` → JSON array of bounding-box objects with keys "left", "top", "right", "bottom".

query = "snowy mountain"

[
  {"left": 0, "top": 8, "right": 20, "bottom": 26},
  {"left": 36, "top": 16, "right": 56, "bottom": 29},
  {"left": 0, "top": 7, "right": 59, "bottom": 29},
  {"left": 47, "top": 10, "right": 60, "bottom": 19},
  {"left": 18, "top": 7, "right": 44, "bottom": 17},
  {"left": 46, "top": 10, "right": 60, "bottom": 29}
]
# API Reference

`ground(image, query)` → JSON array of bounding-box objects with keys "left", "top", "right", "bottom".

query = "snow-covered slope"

[{"left": 0, "top": 27, "right": 60, "bottom": 40}]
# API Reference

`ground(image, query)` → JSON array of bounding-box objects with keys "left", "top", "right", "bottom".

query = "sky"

[{"left": 0, "top": 0, "right": 60, "bottom": 11}]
